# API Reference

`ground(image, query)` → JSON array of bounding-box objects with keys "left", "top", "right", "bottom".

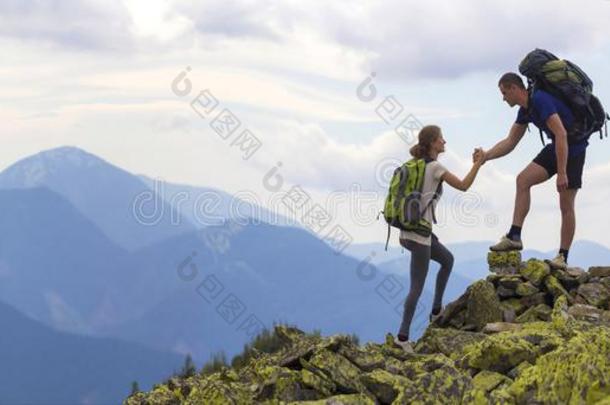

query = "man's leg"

[
  {"left": 559, "top": 189, "right": 578, "bottom": 251},
  {"left": 491, "top": 161, "right": 550, "bottom": 251},
  {"left": 512, "top": 162, "right": 550, "bottom": 227},
  {"left": 549, "top": 149, "right": 585, "bottom": 268}
]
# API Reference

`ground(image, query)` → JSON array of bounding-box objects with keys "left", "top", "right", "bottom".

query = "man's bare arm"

[
  {"left": 483, "top": 123, "right": 528, "bottom": 162},
  {"left": 546, "top": 113, "right": 569, "bottom": 192}
]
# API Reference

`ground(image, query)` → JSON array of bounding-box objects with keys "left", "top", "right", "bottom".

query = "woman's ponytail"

[
  {"left": 409, "top": 144, "right": 424, "bottom": 159},
  {"left": 409, "top": 125, "right": 441, "bottom": 159}
]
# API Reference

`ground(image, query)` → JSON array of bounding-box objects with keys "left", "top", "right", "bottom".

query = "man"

[{"left": 475, "top": 72, "right": 588, "bottom": 269}]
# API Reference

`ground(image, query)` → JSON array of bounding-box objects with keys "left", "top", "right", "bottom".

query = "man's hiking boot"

[
  {"left": 489, "top": 235, "right": 523, "bottom": 252},
  {"left": 546, "top": 253, "right": 567, "bottom": 270},
  {"left": 393, "top": 336, "right": 414, "bottom": 353}
]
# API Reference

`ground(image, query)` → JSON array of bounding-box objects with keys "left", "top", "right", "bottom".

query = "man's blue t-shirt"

[{"left": 515, "top": 89, "right": 587, "bottom": 156}]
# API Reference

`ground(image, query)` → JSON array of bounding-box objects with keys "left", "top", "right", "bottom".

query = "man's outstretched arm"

[{"left": 481, "top": 123, "right": 528, "bottom": 162}]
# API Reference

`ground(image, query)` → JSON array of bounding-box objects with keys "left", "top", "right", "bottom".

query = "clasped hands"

[{"left": 472, "top": 147, "right": 487, "bottom": 166}]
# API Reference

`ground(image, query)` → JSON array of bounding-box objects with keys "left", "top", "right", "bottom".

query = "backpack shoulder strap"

[
  {"left": 527, "top": 89, "right": 546, "bottom": 146},
  {"left": 420, "top": 160, "right": 443, "bottom": 223}
]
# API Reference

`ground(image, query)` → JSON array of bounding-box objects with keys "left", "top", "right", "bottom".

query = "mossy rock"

[
  {"left": 567, "top": 304, "right": 604, "bottom": 323},
  {"left": 125, "top": 385, "right": 181, "bottom": 405},
  {"left": 415, "top": 327, "right": 487, "bottom": 359},
  {"left": 500, "top": 298, "right": 526, "bottom": 316},
  {"left": 359, "top": 368, "right": 413, "bottom": 404},
  {"left": 461, "top": 333, "right": 538, "bottom": 374},
  {"left": 300, "top": 368, "right": 336, "bottom": 397},
  {"left": 497, "top": 275, "right": 524, "bottom": 290},
  {"left": 551, "top": 268, "right": 582, "bottom": 290},
  {"left": 394, "top": 360, "right": 473, "bottom": 404},
  {"left": 488, "top": 251, "right": 522, "bottom": 273},
  {"left": 544, "top": 275, "right": 572, "bottom": 304},
  {"left": 515, "top": 304, "right": 552, "bottom": 323},
  {"left": 601, "top": 277, "right": 610, "bottom": 291},
  {"left": 286, "top": 393, "right": 376, "bottom": 404},
  {"left": 515, "top": 281, "right": 539, "bottom": 297},
  {"left": 520, "top": 259, "right": 550, "bottom": 286},
  {"left": 589, "top": 266, "right": 610, "bottom": 278},
  {"left": 577, "top": 282, "right": 610, "bottom": 308},
  {"left": 519, "top": 291, "right": 547, "bottom": 308},
  {"left": 506, "top": 327, "right": 610, "bottom": 404},
  {"left": 471, "top": 370, "right": 512, "bottom": 393},
  {"left": 306, "top": 349, "right": 366, "bottom": 394},
  {"left": 336, "top": 344, "right": 385, "bottom": 372},
  {"left": 186, "top": 375, "right": 254, "bottom": 404},
  {"left": 464, "top": 280, "right": 503, "bottom": 331}
]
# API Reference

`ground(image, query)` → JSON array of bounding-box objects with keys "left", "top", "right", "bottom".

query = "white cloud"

[
  {"left": 0, "top": 0, "right": 134, "bottom": 50},
  {"left": 5, "top": 0, "right": 609, "bottom": 80}
]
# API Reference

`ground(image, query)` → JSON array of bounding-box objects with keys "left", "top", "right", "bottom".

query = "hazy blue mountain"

[
  {"left": 0, "top": 146, "right": 194, "bottom": 251},
  {"left": 342, "top": 241, "right": 406, "bottom": 266},
  {"left": 0, "top": 187, "right": 183, "bottom": 334},
  {"left": 139, "top": 175, "right": 299, "bottom": 229},
  {"left": 0, "top": 299, "right": 183, "bottom": 405},
  {"left": 0, "top": 187, "right": 135, "bottom": 333}
]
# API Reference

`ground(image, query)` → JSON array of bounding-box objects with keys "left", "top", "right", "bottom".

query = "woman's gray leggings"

[{"left": 398, "top": 233, "right": 454, "bottom": 339}]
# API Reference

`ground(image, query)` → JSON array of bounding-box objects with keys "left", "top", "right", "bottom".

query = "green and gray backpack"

[
  {"left": 379, "top": 158, "right": 441, "bottom": 251},
  {"left": 518, "top": 48, "right": 609, "bottom": 145}
]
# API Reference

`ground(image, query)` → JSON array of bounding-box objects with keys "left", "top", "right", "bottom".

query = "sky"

[{"left": 2, "top": 0, "right": 610, "bottom": 251}]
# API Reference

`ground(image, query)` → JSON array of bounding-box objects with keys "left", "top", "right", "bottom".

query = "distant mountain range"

[
  {"left": 1, "top": 145, "right": 609, "bottom": 404},
  {"left": 0, "top": 299, "right": 182, "bottom": 405},
  {"left": 138, "top": 174, "right": 298, "bottom": 229},
  {"left": 0, "top": 147, "right": 194, "bottom": 251}
]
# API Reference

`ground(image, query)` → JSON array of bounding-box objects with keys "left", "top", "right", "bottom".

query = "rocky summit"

[{"left": 125, "top": 254, "right": 610, "bottom": 404}]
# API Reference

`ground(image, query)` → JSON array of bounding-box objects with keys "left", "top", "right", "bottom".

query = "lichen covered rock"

[
  {"left": 577, "top": 282, "right": 609, "bottom": 308},
  {"left": 464, "top": 280, "right": 503, "bottom": 330},
  {"left": 520, "top": 258, "right": 550, "bottom": 286},
  {"left": 488, "top": 251, "right": 522, "bottom": 274},
  {"left": 504, "top": 327, "right": 610, "bottom": 404}
]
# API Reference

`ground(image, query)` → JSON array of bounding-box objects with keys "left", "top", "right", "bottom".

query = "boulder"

[
  {"left": 504, "top": 328, "right": 610, "bottom": 404},
  {"left": 589, "top": 266, "right": 610, "bottom": 278},
  {"left": 482, "top": 322, "right": 523, "bottom": 334},
  {"left": 488, "top": 251, "right": 521, "bottom": 274},
  {"left": 567, "top": 304, "right": 604, "bottom": 323},
  {"left": 520, "top": 259, "right": 550, "bottom": 286},
  {"left": 544, "top": 275, "right": 573, "bottom": 304},
  {"left": 515, "top": 304, "right": 552, "bottom": 323},
  {"left": 515, "top": 281, "right": 539, "bottom": 297},
  {"left": 577, "top": 282, "right": 609, "bottom": 308},
  {"left": 464, "top": 280, "right": 503, "bottom": 331}
]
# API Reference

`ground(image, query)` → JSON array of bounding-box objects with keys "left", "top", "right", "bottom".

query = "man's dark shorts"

[{"left": 532, "top": 144, "right": 586, "bottom": 189}]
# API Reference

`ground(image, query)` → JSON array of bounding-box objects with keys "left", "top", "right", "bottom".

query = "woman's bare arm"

[{"left": 441, "top": 161, "right": 482, "bottom": 191}]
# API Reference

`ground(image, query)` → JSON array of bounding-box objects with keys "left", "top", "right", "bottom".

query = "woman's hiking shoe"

[
  {"left": 546, "top": 253, "right": 568, "bottom": 270},
  {"left": 393, "top": 336, "right": 414, "bottom": 353},
  {"left": 429, "top": 310, "right": 442, "bottom": 324},
  {"left": 489, "top": 235, "right": 523, "bottom": 252}
]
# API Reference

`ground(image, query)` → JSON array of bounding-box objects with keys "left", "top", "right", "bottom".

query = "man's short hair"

[{"left": 498, "top": 72, "right": 525, "bottom": 89}]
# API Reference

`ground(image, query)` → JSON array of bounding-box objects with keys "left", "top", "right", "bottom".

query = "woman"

[{"left": 394, "top": 125, "right": 484, "bottom": 352}]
